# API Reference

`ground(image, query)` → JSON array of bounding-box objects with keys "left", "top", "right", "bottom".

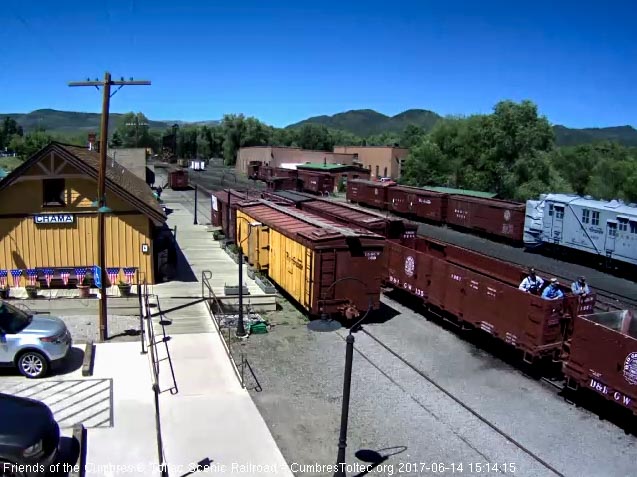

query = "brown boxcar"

[
  {"left": 211, "top": 189, "right": 259, "bottom": 241},
  {"left": 168, "top": 168, "right": 189, "bottom": 189},
  {"left": 299, "top": 195, "right": 415, "bottom": 239},
  {"left": 445, "top": 195, "right": 525, "bottom": 242},
  {"left": 260, "top": 190, "right": 316, "bottom": 207},
  {"left": 563, "top": 310, "right": 637, "bottom": 415},
  {"left": 297, "top": 170, "right": 334, "bottom": 195},
  {"left": 388, "top": 185, "right": 447, "bottom": 222},
  {"left": 266, "top": 176, "right": 299, "bottom": 191},
  {"left": 346, "top": 179, "right": 396, "bottom": 209},
  {"left": 236, "top": 200, "right": 385, "bottom": 317},
  {"left": 384, "top": 236, "right": 595, "bottom": 360}
]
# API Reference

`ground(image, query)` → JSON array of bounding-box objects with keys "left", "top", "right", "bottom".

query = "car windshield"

[{"left": 0, "top": 301, "right": 32, "bottom": 334}]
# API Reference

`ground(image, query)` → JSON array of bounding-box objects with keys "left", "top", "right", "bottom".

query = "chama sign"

[{"left": 33, "top": 214, "right": 75, "bottom": 225}]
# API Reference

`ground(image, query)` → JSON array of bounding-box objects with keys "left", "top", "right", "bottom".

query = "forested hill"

[
  {"left": 288, "top": 109, "right": 637, "bottom": 146},
  {"left": 0, "top": 109, "right": 172, "bottom": 134}
]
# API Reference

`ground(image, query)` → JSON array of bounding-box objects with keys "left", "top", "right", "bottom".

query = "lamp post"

[
  {"left": 235, "top": 217, "right": 262, "bottom": 337},
  {"left": 193, "top": 183, "right": 198, "bottom": 225},
  {"left": 308, "top": 277, "right": 373, "bottom": 477}
]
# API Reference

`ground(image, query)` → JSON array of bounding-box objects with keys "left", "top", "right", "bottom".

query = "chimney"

[{"left": 88, "top": 133, "right": 96, "bottom": 151}]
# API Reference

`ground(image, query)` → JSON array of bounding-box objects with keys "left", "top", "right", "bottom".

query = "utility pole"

[
  {"left": 126, "top": 115, "right": 149, "bottom": 148},
  {"left": 69, "top": 73, "right": 151, "bottom": 341}
]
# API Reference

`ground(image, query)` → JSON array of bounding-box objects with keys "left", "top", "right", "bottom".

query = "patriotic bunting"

[
  {"left": 107, "top": 267, "right": 120, "bottom": 286},
  {"left": 43, "top": 268, "right": 54, "bottom": 287},
  {"left": 26, "top": 269, "right": 38, "bottom": 286},
  {"left": 0, "top": 270, "right": 7, "bottom": 288},
  {"left": 10, "top": 269, "right": 22, "bottom": 288},
  {"left": 75, "top": 268, "right": 88, "bottom": 285},
  {"left": 60, "top": 269, "right": 71, "bottom": 286},
  {"left": 123, "top": 267, "right": 137, "bottom": 284}
]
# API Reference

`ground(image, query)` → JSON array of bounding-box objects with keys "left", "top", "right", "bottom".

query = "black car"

[{"left": 0, "top": 393, "right": 59, "bottom": 477}]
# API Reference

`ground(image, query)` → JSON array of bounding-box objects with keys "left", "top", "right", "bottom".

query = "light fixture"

[{"left": 98, "top": 205, "right": 113, "bottom": 213}]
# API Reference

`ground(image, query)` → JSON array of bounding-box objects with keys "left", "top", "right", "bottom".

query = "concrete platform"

[
  {"left": 158, "top": 332, "right": 293, "bottom": 477},
  {"left": 154, "top": 189, "right": 276, "bottom": 313}
]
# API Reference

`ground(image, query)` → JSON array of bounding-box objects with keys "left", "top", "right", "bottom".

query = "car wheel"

[
  {"left": 17, "top": 351, "right": 48, "bottom": 379},
  {"left": 0, "top": 460, "right": 26, "bottom": 477}
]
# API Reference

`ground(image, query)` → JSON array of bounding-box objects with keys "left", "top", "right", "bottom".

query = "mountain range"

[
  {"left": 2, "top": 108, "right": 637, "bottom": 147},
  {"left": 289, "top": 109, "right": 637, "bottom": 147}
]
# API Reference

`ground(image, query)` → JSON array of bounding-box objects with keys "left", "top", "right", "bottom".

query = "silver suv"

[{"left": 0, "top": 301, "right": 72, "bottom": 378}]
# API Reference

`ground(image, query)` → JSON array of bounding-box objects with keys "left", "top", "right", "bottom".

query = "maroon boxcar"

[
  {"left": 299, "top": 195, "right": 415, "bottom": 239},
  {"left": 261, "top": 190, "right": 316, "bottom": 207},
  {"left": 346, "top": 179, "right": 396, "bottom": 209},
  {"left": 384, "top": 236, "right": 595, "bottom": 360},
  {"left": 168, "top": 168, "right": 189, "bottom": 189},
  {"left": 211, "top": 189, "right": 264, "bottom": 241},
  {"left": 563, "top": 310, "right": 637, "bottom": 415},
  {"left": 388, "top": 185, "right": 447, "bottom": 223},
  {"left": 266, "top": 176, "right": 299, "bottom": 191},
  {"left": 297, "top": 170, "right": 334, "bottom": 195},
  {"left": 445, "top": 195, "right": 525, "bottom": 242}
]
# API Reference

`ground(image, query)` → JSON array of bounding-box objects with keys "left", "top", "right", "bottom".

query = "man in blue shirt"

[{"left": 542, "top": 278, "right": 564, "bottom": 300}]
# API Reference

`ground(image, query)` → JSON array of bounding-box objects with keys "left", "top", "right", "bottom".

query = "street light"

[
  {"left": 235, "top": 217, "right": 262, "bottom": 337},
  {"left": 308, "top": 277, "right": 374, "bottom": 477}
]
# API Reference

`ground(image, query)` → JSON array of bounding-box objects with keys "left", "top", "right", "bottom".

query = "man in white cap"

[
  {"left": 542, "top": 278, "right": 564, "bottom": 300},
  {"left": 571, "top": 276, "right": 590, "bottom": 296}
]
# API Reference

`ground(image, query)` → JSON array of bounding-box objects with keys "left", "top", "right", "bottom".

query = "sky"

[{"left": 1, "top": 0, "right": 636, "bottom": 128}]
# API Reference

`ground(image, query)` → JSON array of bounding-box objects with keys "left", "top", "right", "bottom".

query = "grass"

[{"left": 0, "top": 156, "right": 22, "bottom": 171}]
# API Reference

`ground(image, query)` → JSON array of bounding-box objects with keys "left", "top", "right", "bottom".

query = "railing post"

[{"left": 138, "top": 282, "right": 146, "bottom": 355}]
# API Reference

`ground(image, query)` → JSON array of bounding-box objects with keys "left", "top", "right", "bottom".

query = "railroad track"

[{"left": 345, "top": 326, "right": 566, "bottom": 477}]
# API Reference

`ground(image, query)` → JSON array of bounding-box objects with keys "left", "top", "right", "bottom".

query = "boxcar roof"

[
  {"left": 447, "top": 194, "right": 524, "bottom": 208},
  {"left": 392, "top": 184, "right": 446, "bottom": 196},
  {"left": 303, "top": 198, "right": 387, "bottom": 225},
  {"left": 423, "top": 186, "right": 497, "bottom": 198},
  {"left": 265, "top": 190, "right": 315, "bottom": 203},
  {"left": 0, "top": 142, "right": 165, "bottom": 224},
  {"left": 349, "top": 179, "right": 396, "bottom": 187},
  {"left": 239, "top": 201, "right": 383, "bottom": 243},
  {"left": 543, "top": 193, "right": 637, "bottom": 216}
]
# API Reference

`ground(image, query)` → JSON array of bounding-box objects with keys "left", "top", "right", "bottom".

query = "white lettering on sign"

[
  {"left": 365, "top": 251, "right": 381, "bottom": 261},
  {"left": 414, "top": 288, "right": 425, "bottom": 298},
  {"left": 623, "top": 352, "right": 637, "bottom": 385},
  {"left": 418, "top": 198, "right": 431, "bottom": 204},
  {"left": 454, "top": 208, "right": 468, "bottom": 220},
  {"left": 505, "top": 332, "right": 517, "bottom": 345},
  {"left": 34, "top": 214, "right": 74, "bottom": 224},
  {"left": 480, "top": 322, "right": 494, "bottom": 334},
  {"left": 404, "top": 256, "right": 415, "bottom": 277},
  {"left": 450, "top": 273, "right": 462, "bottom": 282},
  {"left": 589, "top": 379, "right": 633, "bottom": 407}
]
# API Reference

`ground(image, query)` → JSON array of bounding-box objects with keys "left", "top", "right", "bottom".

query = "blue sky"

[{"left": 1, "top": 0, "right": 636, "bottom": 128}]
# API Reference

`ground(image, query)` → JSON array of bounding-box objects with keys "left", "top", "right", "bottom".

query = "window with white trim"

[
  {"left": 618, "top": 218, "right": 628, "bottom": 232},
  {"left": 592, "top": 211, "right": 600, "bottom": 226},
  {"left": 581, "top": 209, "right": 590, "bottom": 224},
  {"left": 630, "top": 222, "right": 637, "bottom": 234}
]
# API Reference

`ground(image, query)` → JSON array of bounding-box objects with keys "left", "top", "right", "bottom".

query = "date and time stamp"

[{"left": 331, "top": 461, "right": 519, "bottom": 475}]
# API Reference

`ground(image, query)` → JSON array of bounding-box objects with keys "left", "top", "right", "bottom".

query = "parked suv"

[
  {"left": 0, "top": 301, "right": 71, "bottom": 379},
  {"left": 0, "top": 393, "right": 60, "bottom": 476}
]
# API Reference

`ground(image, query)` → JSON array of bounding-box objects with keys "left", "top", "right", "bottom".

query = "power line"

[{"left": 68, "top": 72, "right": 151, "bottom": 341}]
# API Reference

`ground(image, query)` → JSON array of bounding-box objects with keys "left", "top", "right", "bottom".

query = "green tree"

[
  {"left": 295, "top": 124, "right": 334, "bottom": 150},
  {"left": 401, "top": 140, "right": 451, "bottom": 186},
  {"left": 114, "top": 112, "right": 152, "bottom": 148},
  {"left": 0, "top": 117, "right": 23, "bottom": 150},
  {"left": 399, "top": 124, "right": 425, "bottom": 148}
]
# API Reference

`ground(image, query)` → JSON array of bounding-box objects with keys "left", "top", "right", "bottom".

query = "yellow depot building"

[{"left": 0, "top": 142, "right": 167, "bottom": 285}]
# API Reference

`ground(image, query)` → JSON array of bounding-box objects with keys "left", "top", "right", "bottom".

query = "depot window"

[
  {"left": 555, "top": 206, "right": 564, "bottom": 219},
  {"left": 548, "top": 204, "right": 554, "bottom": 216},
  {"left": 42, "top": 179, "right": 66, "bottom": 207},
  {"left": 630, "top": 222, "right": 637, "bottom": 234},
  {"left": 592, "top": 211, "right": 600, "bottom": 226},
  {"left": 581, "top": 209, "right": 590, "bottom": 224},
  {"left": 608, "top": 223, "right": 617, "bottom": 237},
  {"left": 618, "top": 218, "right": 628, "bottom": 232}
]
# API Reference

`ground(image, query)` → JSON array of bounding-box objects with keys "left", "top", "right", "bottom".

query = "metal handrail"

[{"left": 201, "top": 270, "right": 262, "bottom": 390}]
